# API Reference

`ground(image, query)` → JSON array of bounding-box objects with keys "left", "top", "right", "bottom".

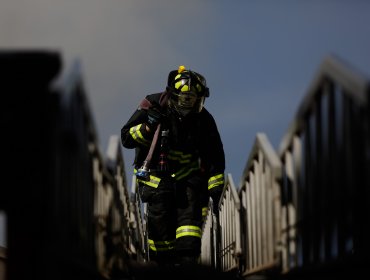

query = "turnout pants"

[{"left": 145, "top": 174, "right": 205, "bottom": 264}]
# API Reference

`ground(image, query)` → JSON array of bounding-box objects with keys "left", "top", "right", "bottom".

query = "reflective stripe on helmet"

[{"left": 174, "top": 71, "right": 203, "bottom": 94}]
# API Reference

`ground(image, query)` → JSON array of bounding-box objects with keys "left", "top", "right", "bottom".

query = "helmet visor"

[
  {"left": 177, "top": 91, "right": 197, "bottom": 109},
  {"left": 170, "top": 91, "right": 204, "bottom": 116}
]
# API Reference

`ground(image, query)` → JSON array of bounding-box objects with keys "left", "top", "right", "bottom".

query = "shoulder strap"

[
  {"left": 159, "top": 90, "right": 170, "bottom": 107},
  {"left": 138, "top": 91, "right": 169, "bottom": 110},
  {"left": 138, "top": 98, "right": 152, "bottom": 110}
]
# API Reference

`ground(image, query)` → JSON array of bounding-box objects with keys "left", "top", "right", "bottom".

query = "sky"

[{"left": 1, "top": 0, "right": 370, "bottom": 247}]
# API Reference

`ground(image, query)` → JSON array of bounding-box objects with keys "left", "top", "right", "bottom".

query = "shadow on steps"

[{"left": 117, "top": 260, "right": 242, "bottom": 280}]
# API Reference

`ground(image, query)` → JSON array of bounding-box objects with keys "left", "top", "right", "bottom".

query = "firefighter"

[{"left": 121, "top": 65, "right": 225, "bottom": 266}]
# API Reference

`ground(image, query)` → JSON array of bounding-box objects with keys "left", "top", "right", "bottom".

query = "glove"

[{"left": 146, "top": 107, "right": 164, "bottom": 131}]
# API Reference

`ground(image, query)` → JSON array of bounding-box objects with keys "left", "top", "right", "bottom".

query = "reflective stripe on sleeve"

[
  {"left": 208, "top": 173, "right": 224, "bottom": 190},
  {"left": 129, "top": 124, "right": 150, "bottom": 146},
  {"left": 136, "top": 175, "right": 161, "bottom": 188},
  {"left": 134, "top": 169, "right": 161, "bottom": 188}
]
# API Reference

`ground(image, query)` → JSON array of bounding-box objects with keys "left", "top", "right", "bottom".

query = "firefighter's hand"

[
  {"left": 146, "top": 108, "right": 164, "bottom": 131},
  {"left": 138, "top": 184, "right": 155, "bottom": 203}
]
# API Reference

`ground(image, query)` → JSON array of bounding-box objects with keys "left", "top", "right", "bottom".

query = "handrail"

[
  {"left": 219, "top": 174, "right": 242, "bottom": 272},
  {"left": 238, "top": 133, "right": 282, "bottom": 276},
  {"left": 279, "top": 54, "right": 370, "bottom": 154}
]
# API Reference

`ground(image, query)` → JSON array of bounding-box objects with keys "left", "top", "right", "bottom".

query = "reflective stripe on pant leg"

[
  {"left": 148, "top": 239, "right": 175, "bottom": 252},
  {"left": 146, "top": 177, "right": 177, "bottom": 256},
  {"left": 175, "top": 175, "right": 203, "bottom": 256},
  {"left": 176, "top": 225, "right": 202, "bottom": 238}
]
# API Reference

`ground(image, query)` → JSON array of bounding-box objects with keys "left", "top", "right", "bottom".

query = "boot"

[{"left": 150, "top": 251, "right": 176, "bottom": 268}]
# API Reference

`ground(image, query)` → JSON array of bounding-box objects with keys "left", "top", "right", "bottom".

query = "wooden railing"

[
  {"left": 0, "top": 50, "right": 145, "bottom": 280},
  {"left": 200, "top": 54, "right": 370, "bottom": 279}
]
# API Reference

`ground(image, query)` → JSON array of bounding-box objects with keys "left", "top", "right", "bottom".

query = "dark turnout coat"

[{"left": 121, "top": 92, "right": 225, "bottom": 194}]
